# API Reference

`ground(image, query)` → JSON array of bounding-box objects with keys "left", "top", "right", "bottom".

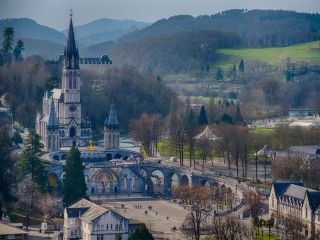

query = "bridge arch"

[
  {"left": 48, "top": 172, "right": 58, "bottom": 188},
  {"left": 180, "top": 174, "right": 190, "bottom": 187},
  {"left": 92, "top": 169, "right": 119, "bottom": 194},
  {"left": 150, "top": 169, "right": 165, "bottom": 196}
]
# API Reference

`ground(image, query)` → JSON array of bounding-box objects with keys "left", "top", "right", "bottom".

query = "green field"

[{"left": 216, "top": 40, "right": 320, "bottom": 67}]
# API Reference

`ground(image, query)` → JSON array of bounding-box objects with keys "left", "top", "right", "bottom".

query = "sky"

[{"left": 0, "top": 0, "right": 319, "bottom": 30}]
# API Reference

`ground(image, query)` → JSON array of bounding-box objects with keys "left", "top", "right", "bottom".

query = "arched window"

[{"left": 97, "top": 224, "right": 100, "bottom": 231}]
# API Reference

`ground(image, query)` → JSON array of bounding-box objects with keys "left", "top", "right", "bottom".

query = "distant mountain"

[
  {"left": 21, "top": 38, "right": 64, "bottom": 60},
  {"left": 0, "top": 18, "right": 66, "bottom": 44},
  {"left": 121, "top": 10, "right": 320, "bottom": 47},
  {"left": 64, "top": 18, "right": 150, "bottom": 46}
]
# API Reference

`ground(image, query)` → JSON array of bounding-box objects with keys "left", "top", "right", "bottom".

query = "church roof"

[
  {"left": 105, "top": 101, "right": 119, "bottom": 127},
  {"left": 64, "top": 16, "right": 79, "bottom": 69},
  {"left": 47, "top": 97, "right": 59, "bottom": 127}
]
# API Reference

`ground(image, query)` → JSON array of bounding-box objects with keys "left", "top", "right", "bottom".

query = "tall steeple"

[{"left": 64, "top": 13, "right": 79, "bottom": 69}]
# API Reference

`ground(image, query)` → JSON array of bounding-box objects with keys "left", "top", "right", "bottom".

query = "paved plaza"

[{"left": 106, "top": 200, "right": 190, "bottom": 239}]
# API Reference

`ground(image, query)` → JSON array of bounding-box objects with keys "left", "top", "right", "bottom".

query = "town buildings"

[{"left": 269, "top": 182, "right": 320, "bottom": 238}]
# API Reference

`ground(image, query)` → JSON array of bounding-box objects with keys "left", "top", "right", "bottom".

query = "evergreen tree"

[
  {"left": 221, "top": 113, "right": 233, "bottom": 124},
  {"left": 235, "top": 105, "right": 244, "bottom": 124},
  {"left": 215, "top": 67, "right": 224, "bottom": 81},
  {"left": 198, "top": 105, "right": 208, "bottom": 126},
  {"left": 19, "top": 130, "right": 46, "bottom": 190},
  {"left": 232, "top": 64, "right": 237, "bottom": 81},
  {"left": 128, "top": 224, "right": 154, "bottom": 240},
  {"left": 0, "top": 127, "right": 13, "bottom": 219},
  {"left": 239, "top": 59, "right": 245, "bottom": 72},
  {"left": 12, "top": 130, "right": 23, "bottom": 146},
  {"left": 13, "top": 40, "right": 24, "bottom": 62},
  {"left": 63, "top": 147, "right": 87, "bottom": 206},
  {"left": 1, "top": 27, "right": 14, "bottom": 64}
]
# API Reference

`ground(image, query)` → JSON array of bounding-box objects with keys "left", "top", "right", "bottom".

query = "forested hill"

[
  {"left": 0, "top": 18, "right": 66, "bottom": 44},
  {"left": 110, "top": 30, "right": 240, "bottom": 74},
  {"left": 121, "top": 10, "right": 320, "bottom": 47}
]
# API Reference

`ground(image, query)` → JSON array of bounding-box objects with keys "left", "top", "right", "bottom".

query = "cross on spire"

[{"left": 69, "top": 9, "right": 73, "bottom": 18}]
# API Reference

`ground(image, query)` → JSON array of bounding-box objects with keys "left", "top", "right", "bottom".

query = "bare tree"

[
  {"left": 243, "top": 189, "right": 263, "bottom": 218},
  {"left": 208, "top": 216, "right": 248, "bottom": 240},
  {"left": 176, "top": 185, "right": 212, "bottom": 240}
]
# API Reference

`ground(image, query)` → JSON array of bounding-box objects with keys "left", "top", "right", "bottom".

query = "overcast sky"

[{"left": 0, "top": 0, "right": 319, "bottom": 30}]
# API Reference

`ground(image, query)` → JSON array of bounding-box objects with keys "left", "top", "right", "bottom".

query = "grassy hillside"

[{"left": 216, "top": 40, "right": 320, "bottom": 67}]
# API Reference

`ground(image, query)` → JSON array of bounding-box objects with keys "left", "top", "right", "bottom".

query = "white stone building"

[
  {"left": 269, "top": 182, "right": 320, "bottom": 238},
  {"left": 64, "top": 198, "right": 130, "bottom": 240}
]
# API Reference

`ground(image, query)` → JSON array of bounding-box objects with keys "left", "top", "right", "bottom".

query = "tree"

[
  {"left": 244, "top": 189, "right": 263, "bottom": 218},
  {"left": 13, "top": 40, "right": 24, "bottom": 62},
  {"left": 177, "top": 185, "right": 212, "bottom": 240},
  {"left": 239, "top": 59, "right": 245, "bottom": 72},
  {"left": 234, "top": 105, "right": 243, "bottom": 124},
  {"left": 1, "top": 27, "right": 14, "bottom": 64},
  {"left": 12, "top": 130, "right": 23, "bottom": 146},
  {"left": 19, "top": 130, "right": 46, "bottom": 191},
  {"left": 216, "top": 67, "right": 224, "bottom": 81},
  {"left": 0, "top": 127, "right": 13, "bottom": 219},
  {"left": 232, "top": 64, "right": 237, "bottom": 81},
  {"left": 128, "top": 223, "right": 154, "bottom": 240},
  {"left": 209, "top": 216, "right": 247, "bottom": 240},
  {"left": 185, "top": 109, "right": 197, "bottom": 168},
  {"left": 15, "top": 177, "right": 41, "bottom": 231},
  {"left": 63, "top": 147, "right": 87, "bottom": 206},
  {"left": 198, "top": 105, "right": 208, "bottom": 126},
  {"left": 221, "top": 113, "right": 233, "bottom": 124}
]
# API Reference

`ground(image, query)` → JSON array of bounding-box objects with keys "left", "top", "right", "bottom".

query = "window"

[
  {"left": 71, "top": 230, "right": 74, "bottom": 236},
  {"left": 272, "top": 196, "right": 274, "bottom": 208},
  {"left": 97, "top": 234, "right": 104, "bottom": 240},
  {"left": 74, "top": 229, "right": 77, "bottom": 235},
  {"left": 115, "top": 224, "right": 118, "bottom": 230},
  {"left": 305, "top": 207, "right": 308, "bottom": 218},
  {"left": 101, "top": 224, "right": 104, "bottom": 231},
  {"left": 73, "top": 74, "right": 77, "bottom": 89},
  {"left": 97, "top": 224, "right": 100, "bottom": 231},
  {"left": 106, "top": 224, "right": 108, "bottom": 230},
  {"left": 110, "top": 224, "right": 112, "bottom": 230}
]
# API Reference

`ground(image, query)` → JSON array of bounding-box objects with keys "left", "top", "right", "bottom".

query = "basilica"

[{"left": 36, "top": 16, "right": 119, "bottom": 151}]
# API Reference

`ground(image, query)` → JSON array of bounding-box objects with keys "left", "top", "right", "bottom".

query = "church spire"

[
  {"left": 64, "top": 13, "right": 79, "bottom": 69},
  {"left": 104, "top": 100, "right": 119, "bottom": 129},
  {"left": 47, "top": 97, "right": 59, "bottom": 129}
]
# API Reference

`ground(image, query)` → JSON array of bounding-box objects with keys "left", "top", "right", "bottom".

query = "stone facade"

[
  {"left": 269, "top": 182, "right": 320, "bottom": 238},
  {"left": 36, "top": 17, "right": 92, "bottom": 151}
]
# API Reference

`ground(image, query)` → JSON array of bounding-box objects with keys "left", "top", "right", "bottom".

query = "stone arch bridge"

[{"left": 47, "top": 161, "right": 244, "bottom": 205}]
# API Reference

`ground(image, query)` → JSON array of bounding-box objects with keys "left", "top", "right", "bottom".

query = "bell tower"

[{"left": 61, "top": 14, "right": 81, "bottom": 137}]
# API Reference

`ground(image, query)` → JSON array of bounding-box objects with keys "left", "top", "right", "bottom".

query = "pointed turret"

[
  {"left": 104, "top": 101, "right": 119, "bottom": 129},
  {"left": 64, "top": 16, "right": 79, "bottom": 69},
  {"left": 47, "top": 97, "right": 59, "bottom": 129},
  {"left": 104, "top": 101, "right": 120, "bottom": 149}
]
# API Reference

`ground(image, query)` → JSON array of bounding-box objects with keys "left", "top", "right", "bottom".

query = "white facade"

[
  {"left": 269, "top": 182, "right": 320, "bottom": 238},
  {"left": 64, "top": 199, "right": 129, "bottom": 240}
]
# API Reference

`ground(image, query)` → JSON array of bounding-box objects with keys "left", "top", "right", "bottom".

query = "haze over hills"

[
  {"left": 63, "top": 18, "right": 150, "bottom": 46},
  {"left": 1, "top": 9, "right": 319, "bottom": 72}
]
